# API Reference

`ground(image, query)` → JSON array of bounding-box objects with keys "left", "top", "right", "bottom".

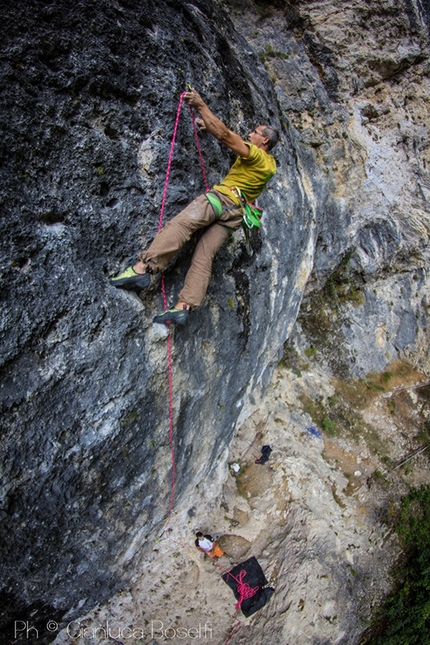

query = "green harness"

[
  {"left": 205, "top": 191, "right": 226, "bottom": 219},
  {"left": 205, "top": 189, "right": 263, "bottom": 230},
  {"left": 235, "top": 188, "right": 263, "bottom": 230}
]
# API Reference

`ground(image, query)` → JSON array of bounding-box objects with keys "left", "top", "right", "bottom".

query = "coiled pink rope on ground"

[{"left": 233, "top": 569, "right": 259, "bottom": 610}]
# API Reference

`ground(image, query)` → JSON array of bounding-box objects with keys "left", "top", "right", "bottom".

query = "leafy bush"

[{"left": 363, "top": 485, "right": 430, "bottom": 645}]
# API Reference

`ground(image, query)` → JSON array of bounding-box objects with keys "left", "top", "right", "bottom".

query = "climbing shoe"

[
  {"left": 153, "top": 307, "right": 190, "bottom": 326},
  {"left": 109, "top": 266, "right": 150, "bottom": 291}
]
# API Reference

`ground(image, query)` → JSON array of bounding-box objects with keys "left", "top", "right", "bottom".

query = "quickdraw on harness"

[
  {"left": 205, "top": 187, "right": 263, "bottom": 256},
  {"left": 205, "top": 187, "right": 263, "bottom": 230},
  {"left": 234, "top": 188, "right": 264, "bottom": 256},
  {"left": 235, "top": 188, "right": 264, "bottom": 230}
]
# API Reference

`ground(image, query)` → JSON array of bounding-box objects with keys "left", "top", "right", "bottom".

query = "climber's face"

[{"left": 248, "top": 126, "right": 269, "bottom": 149}]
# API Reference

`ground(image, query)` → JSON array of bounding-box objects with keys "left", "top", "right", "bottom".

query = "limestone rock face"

[
  {"left": 0, "top": 0, "right": 314, "bottom": 632},
  {"left": 229, "top": 0, "right": 430, "bottom": 378},
  {"left": 1, "top": 0, "right": 430, "bottom": 642}
]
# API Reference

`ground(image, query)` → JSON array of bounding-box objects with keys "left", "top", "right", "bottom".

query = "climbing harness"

[
  {"left": 205, "top": 186, "right": 263, "bottom": 228},
  {"left": 205, "top": 191, "right": 224, "bottom": 218},
  {"left": 205, "top": 190, "right": 241, "bottom": 220},
  {"left": 234, "top": 187, "right": 264, "bottom": 230},
  {"left": 215, "top": 186, "right": 264, "bottom": 256},
  {"left": 204, "top": 186, "right": 262, "bottom": 256},
  {"left": 217, "top": 185, "right": 264, "bottom": 230}
]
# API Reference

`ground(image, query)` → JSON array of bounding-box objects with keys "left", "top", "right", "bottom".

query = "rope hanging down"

[
  {"left": 158, "top": 92, "right": 209, "bottom": 522},
  {"left": 157, "top": 95, "right": 251, "bottom": 645}
]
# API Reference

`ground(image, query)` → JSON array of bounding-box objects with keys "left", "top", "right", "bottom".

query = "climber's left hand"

[{"left": 184, "top": 89, "right": 205, "bottom": 110}]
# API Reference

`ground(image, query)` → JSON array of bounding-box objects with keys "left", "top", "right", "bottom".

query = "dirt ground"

[{"left": 53, "top": 358, "right": 430, "bottom": 645}]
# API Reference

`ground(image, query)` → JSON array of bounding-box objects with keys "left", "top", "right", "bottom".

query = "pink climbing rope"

[
  {"left": 191, "top": 109, "right": 209, "bottom": 193},
  {"left": 232, "top": 569, "right": 260, "bottom": 610},
  {"left": 223, "top": 620, "right": 242, "bottom": 645},
  {"left": 158, "top": 94, "right": 249, "bottom": 645},
  {"left": 158, "top": 92, "right": 208, "bottom": 522},
  {"left": 208, "top": 553, "right": 260, "bottom": 644},
  {"left": 166, "top": 331, "right": 175, "bottom": 519},
  {"left": 158, "top": 91, "right": 209, "bottom": 238},
  {"left": 211, "top": 556, "right": 259, "bottom": 612}
]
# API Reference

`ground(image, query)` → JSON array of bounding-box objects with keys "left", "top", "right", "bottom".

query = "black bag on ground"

[
  {"left": 255, "top": 445, "right": 272, "bottom": 464},
  {"left": 222, "top": 556, "right": 274, "bottom": 617}
]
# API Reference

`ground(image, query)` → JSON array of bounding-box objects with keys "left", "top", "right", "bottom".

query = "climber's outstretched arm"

[{"left": 184, "top": 89, "right": 250, "bottom": 158}]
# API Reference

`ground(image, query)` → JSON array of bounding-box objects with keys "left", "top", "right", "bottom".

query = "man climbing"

[{"left": 110, "top": 89, "right": 279, "bottom": 325}]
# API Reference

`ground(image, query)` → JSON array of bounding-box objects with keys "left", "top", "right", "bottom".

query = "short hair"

[
  {"left": 196, "top": 531, "right": 204, "bottom": 538},
  {"left": 261, "top": 125, "right": 279, "bottom": 151}
]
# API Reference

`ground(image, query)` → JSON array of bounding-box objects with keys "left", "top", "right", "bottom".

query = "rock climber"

[
  {"left": 195, "top": 531, "right": 224, "bottom": 558},
  {"left": 110, "top": 89, "right": 279, "bottom": 326}
]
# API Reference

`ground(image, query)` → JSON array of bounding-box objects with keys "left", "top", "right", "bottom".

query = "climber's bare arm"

[{"left": 184, "top": 90, "right": 250, "bottom": 158}]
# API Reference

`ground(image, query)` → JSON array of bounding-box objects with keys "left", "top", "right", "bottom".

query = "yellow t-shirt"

[{"left": 214, "top": 143, "right": 276, "bottom": 205}]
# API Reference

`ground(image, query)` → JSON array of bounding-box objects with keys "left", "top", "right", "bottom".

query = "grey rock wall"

[
  {"left": 0, "top": 0, "right": 319, "bottom": 636},
  {"left": 230, "top": 0, "right": 430, "bottom": 379},
  {"left": 1, "top": 0, "right": 430, "bottom": 641}
]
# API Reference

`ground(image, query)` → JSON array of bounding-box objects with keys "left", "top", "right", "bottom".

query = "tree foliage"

[{"left": 363, "top": 485, "right": 430, "bottom": 645}]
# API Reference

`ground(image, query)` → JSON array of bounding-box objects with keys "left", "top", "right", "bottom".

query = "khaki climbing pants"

[{"left": 139, "top": 191, "right": 243, "bottom": 309}]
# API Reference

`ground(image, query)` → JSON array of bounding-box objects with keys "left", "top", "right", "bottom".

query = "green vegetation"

[
  {"left": 299, "top": 251, "right": 364, "bottom": 340},
  {"left": 362, "top": 485, "right": 430, "bottom": 645},
  {"left": 387, "top": 400, "right": 396, "bottom": 415},
  {"left": 299, "top": 384, "right": 383, "bottom": 451},
  {"left": 416, "top": 417, "right": 430, "bottom": 444},
  {"left": 324, "top": 249, "right": 365, "bottom": 308},
  {"left": 123, "top": 409, "right": 139, "bottom": 425},
  {"left": 297, "top": 362, "right": 426, "bottom": 455},
  {"left": 254, "top": 1, "right": 275, "bottom": 21},
  {"left": 322, "top": 418, "right": 337, "bottom": 436},
  {"left": 278, "top": 341, "right": 307, "bottom": 374},
  {"left": 304, "top": 345, "right": 317, "bottom": 359},
  {"left": 259, "top": 43, "right": 290, "bottom": 63},
  {"left": 286, "top": 251, "right": 365, "bottom": 376}
]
